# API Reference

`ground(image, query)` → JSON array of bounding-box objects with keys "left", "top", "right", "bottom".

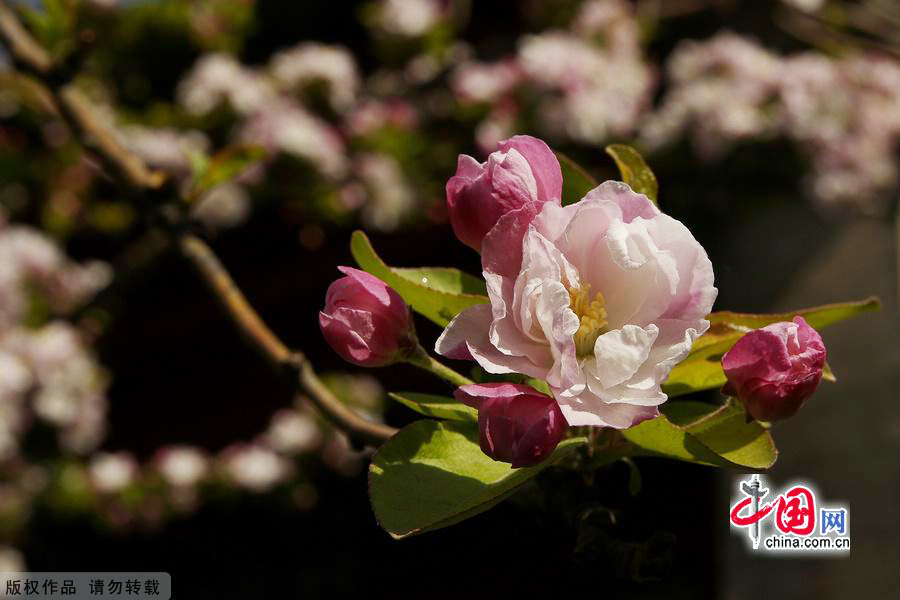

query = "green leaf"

[
  {"left": 369, "top": 420, "right": 587, "bottom": 538},
  {"left": 662, "top": 297, "right": 880, "bottom": 397},
  {"left": 350, "top": 230, "right": 489, "bottom": 326},
  {"left": 668, "top": 401, "right": 777, "bottom": 469},
  {"left": 556, "top": 152, "right": 598, "bottom": 205},
  {"left": 19, "top": 0, "right": 76, "bottom": 58},
  {"left": 390, "top": 267, "right": 487, "bottom": 296},
  {"left": 388, "top": 392, "right": 478, "bottom": 421},
  {"left": 623, "top": 401, "right": 777, "bottom": 469},
  {"left": 188, "top": 145, "right": 265, "bottom": 201},
  {"left": 623, "top": 413, "right": 725, "bottom": 467},
  {"left": 524, "top": 377, "right": 551, "bottom": 395},
  {"left": 707, "top": 296, "right": 881, "bottom": 330},
  {"left": 605, "top": 144, "right": 658, "bottom": 204}
]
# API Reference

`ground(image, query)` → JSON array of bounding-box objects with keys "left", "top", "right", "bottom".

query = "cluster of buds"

[
  {"left": 319, "top": 136, "right": 570, "bottom": 467},
  {"left": 320, "top": 135, "right": 830, "bottom": 468}
]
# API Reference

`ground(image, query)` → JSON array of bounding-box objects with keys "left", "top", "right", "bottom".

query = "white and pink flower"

[{"left": 437, "top": 175, "right": 717, "bottom": 428}]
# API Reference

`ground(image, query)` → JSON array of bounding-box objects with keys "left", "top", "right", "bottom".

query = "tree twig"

[
  {"left": 775, "top": 7, "right": 900, "bottom": 60},
  {"left": 0, "top": 2, "right": 166, "bottom": 189},
  {"left": 0, "top": 0, "right": 395, "bottom": 446},
  {"left": 0, "top": 1, "right": 51, "bottom": 72},
  {"left": 178, "top": 235, "right": 397, "bottom": 446}
]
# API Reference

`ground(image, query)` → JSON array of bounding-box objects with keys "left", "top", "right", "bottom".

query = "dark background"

[{"left": 6, "top": 1, "right": 898, "bottom": 598}]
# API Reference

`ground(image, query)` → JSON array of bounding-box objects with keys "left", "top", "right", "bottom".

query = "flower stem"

[{"left": 406, "top": 345, "right": 474, "bottom": 387}]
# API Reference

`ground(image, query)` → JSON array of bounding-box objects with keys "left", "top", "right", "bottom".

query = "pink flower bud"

[
  {"left": 446, "top": 135, "right": 562, "bottom": 251},
  {"left": 319, "top": 267, "right": 416, "bottom": 367},
  {"left": 455, "top": 383, "right": 568, "bottom": 467},
  {"left": 721, "top": 316, "right": 827, "bottom": 422}
]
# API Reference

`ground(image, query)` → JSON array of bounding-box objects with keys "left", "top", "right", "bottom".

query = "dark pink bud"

[
  {"left": 319, "top": 267, "right": 416, "bottom": 367},
  {"left": 721, "top": 316, "right": 827, "bottom": 422},
  {"left": 455, "top": 383, "right": 568, "bottom": 467},
  {"left": 446, "top": 135, "right": 562, "bottom": 252}
]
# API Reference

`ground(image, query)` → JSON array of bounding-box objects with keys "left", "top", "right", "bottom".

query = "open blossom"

[
  {"left": 356, "top": 153, "right": 415, "bottom": 232},
  {"left": 178, "top": 53, "right": 277, "bottom": 116},
  {"left": 456, "top": 383, "right": 567, "bottom": 467},
  {"left": 516, "top": 20, "right": 652, "bottom": 144},
  {"left": 437, "top": 180, "right": 717, "bottom": 428},
  {"left": 192, "top": 182, "right": 251, "bottom": 231},
  {"left": 0, "top": 224, "right": 110, "bottom": 329},
  {"left": 118, "top": 125, "right": 210, "bottom": 176},
  {"left": 221, "top": 444, "right": 292, "bottom": 492},
  {"left": 154, "top": 445, "right": 210, "bottom": 488},
  {"left": 722, "top": 316, "right": 826, "bottom": 422},
  {"left": 452, "top": 60, "right": 522, "bottom": 105},
  {"left": 264, "top": 409, "right": 322, "bottom": 454},
  {"left": 88, "top": 451, "right": 138, "bottom": 493},
  {"left": 0, "top": 349, "right": 31, "bottom": 459},
  {"left": 641, "top": 32, "right": 781, "bottom": 159},
  {"left": 239, "top": 99, "right": 347, "bottom": 178},
  {"left": 1, "top": 322, "right": 108, "bottom": 455},
  {"left": 269, "top": 42, "right": 360, "bottom": 112},
  {"left": 446, "top": 135, "right": 562, "bottom": 251},
  {"left": 345, "top": 99, "right": 418, "bottom": 137},
  {"left": 376, "top": 0, "right": 443, "bottom": 37},
  {"left": 0, "top": 546, "right": 25, "bottom": 573}
]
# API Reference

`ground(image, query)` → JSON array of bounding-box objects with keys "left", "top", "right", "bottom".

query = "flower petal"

[
  {"left": 498, "top": 135, "right": 562, "bottom": 204},
  {"left": 481, "top": 203, "right": 540, "bottom": 279},
  {"left": 488, "top": 148, "right": 539, "bottom": 208},
  {"left": 590, "top": 324, "right": 659, "bottom": 388},
  {"left": 434, "top": 303, "right": 549, "bottom": 378},
  {"left": 434, "top": 303, "right": 492, "bottom": 360},
  {"left": 639, "top": 214, "right": 718, "bottom": 321},
  {"left": 485, "top": 270, "right": 554, "bottom": 366},
  {"left": 554, "top": 387, "right": 661, "bottom": 428}
]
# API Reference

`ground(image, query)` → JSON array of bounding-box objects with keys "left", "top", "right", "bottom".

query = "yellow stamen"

[{"left": 568, "top": 283, "right": 608, "bottom": 357}]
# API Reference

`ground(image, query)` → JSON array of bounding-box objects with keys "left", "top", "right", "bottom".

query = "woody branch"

[{"left": 0, "top": 1, "right": 396, "bottom": 447}]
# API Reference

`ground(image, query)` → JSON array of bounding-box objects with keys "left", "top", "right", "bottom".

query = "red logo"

[
  {"left": 730, "top": 475, "right": 850, "bottom": 553},
  {"left": 731, "top": 483, "right": 816, "bottom": 533}
]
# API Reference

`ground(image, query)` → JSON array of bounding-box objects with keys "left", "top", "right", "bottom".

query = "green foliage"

[
  {"left": 42, "top": 461, "right": 95, "bottom": 516},
  {"left": 350, "top": 230, "right": 488, "bottom": 326},
  {"left": 369, "top": 419, "right": 587, "bottom": 538},
  {"left": 187, "top": 145, "right": 264, "bottom": 201},
  {"left": 605, "top": 144, "right": 659, "bottom": 204},
  {"left": 557, "top": 145, "right": 658, "bottom": 205},
  {"left": 388, "top": 392, "right": 477, "bottom": 421},
  {"left": 524, "top": 377, "right": 552, "bottom": 395},
  {"left": 362, "top": 239, "right": 876, "bottom": 538},
  {"left": 365, "top": 295, "right": 875, "bottom": 539},
  {"left": 368, "top": 396, "right": 779, "bottom": 538},
  {"left": 556, "top": 151, "right": 598, "bottom": 205},
  {"left": 662, "top": 297, "right": 880, "bottom": 397},
  {"left": 18, "top": 0, "right": 77, "bottom": 60},
  {"left": 706, "top": 297, "right": 881, "bottom": 330},
  {"left": 624, "top": 401, "right": 777, "bottom": 469}
]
